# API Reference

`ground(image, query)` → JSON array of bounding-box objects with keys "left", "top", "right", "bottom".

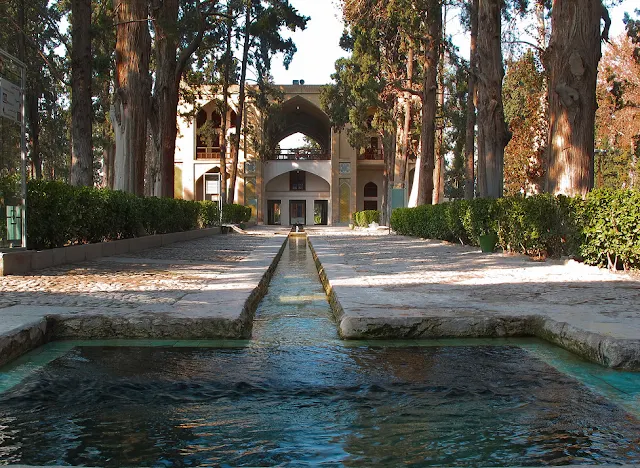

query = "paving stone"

[
  {"left": 306, "top": 228, "right": 640, "bottom": 370},
  {"left": 0, "top": 229, "right": 286, "bottom": 365}
]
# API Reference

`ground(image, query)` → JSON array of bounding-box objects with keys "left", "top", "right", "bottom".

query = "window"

[
  {"left": 364, "top": 182, "right": 378, "bottom": 198},
  {"left": 290, "top": 171, "right": 306, "bottom": 191},
  {"left": 196, "top": 110, "right": 207, "bottom": 148},
  {"left": 364, "top": 200, "right": 377, "bottom": 211}
]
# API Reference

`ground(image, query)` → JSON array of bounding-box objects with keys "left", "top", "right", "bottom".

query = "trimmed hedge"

[
  {"left": 26, "top": 180, "right": 232, "bottom": 250},
  {"left": 352, "top": 210, "right": 381, "bottom": 227},
  {"left": 580, "top": 189, "right": 640, "bottom": 270},
  {"left": 222, "top": 203, "right": 252, "bottom": 224},
  {"left": 390, "top": 190, "right": 640, "bottom": 270}
]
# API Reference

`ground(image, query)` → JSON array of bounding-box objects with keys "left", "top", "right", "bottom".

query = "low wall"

[
  {"left": 0, "top": 235, "right": 288, "bottom": 368},
  {"left": 307, "top": 236, "right": 640, "bottom": 371},
  {"left": 0, "top": 227, "right": 222, "bottom": 276}
]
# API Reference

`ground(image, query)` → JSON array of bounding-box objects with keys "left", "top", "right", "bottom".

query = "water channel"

[{"left": 0, "top": 237, "right": 639, "bottom": 466}]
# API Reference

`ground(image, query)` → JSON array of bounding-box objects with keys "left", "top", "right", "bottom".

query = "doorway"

[
  {"left": 289, "top": 200, "right": 306, "bottom": 225},
  {"left": 314, "top": 200, "right": 328, "bottom": 225},
  {"left": 267, "top": 200, "right": 281, "bottom": 225}
]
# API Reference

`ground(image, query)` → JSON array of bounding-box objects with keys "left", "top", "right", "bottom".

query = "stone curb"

[
  {"left": 308, "top": 236, "right": 640, "bottom": 371},
  {"left": 0, "top": 227, "right": 222, "bottom": 276},
  {"left": 0, "top": 235, "right": 288, "bottom": 367}
]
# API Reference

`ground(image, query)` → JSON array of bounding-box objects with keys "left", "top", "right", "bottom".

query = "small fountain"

[{"left": 289, "top": 224, "right": 306, "bottom": 238}]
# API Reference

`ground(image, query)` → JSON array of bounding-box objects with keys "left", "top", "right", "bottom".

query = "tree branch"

[
  {"left": 600, "top": 1, "right": 611, "bottom": 43},
  {"left": 503, "top": 39, "right": 545, "bottom": 54},
  {"left": 7, "top": 16, "right": 70, "bottom": 86},
  {"left": 175, "top": 0, "right": 205, "bottom": 87}
]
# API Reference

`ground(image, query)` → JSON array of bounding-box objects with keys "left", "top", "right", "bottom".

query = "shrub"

[
  {"left": 352, "top": 210, "right": 381, "bottom": 227},
  {"left": 461, "top": 197, "right": 499, "bottom": 244},
  {"left": 390, "top": 195, "right": 586, "bottom": 260},
  {"left": 26, "top": 180, "right": 223, "bottom": 250},
  {"left": 199, "top": 200, "right": 221, "bottom": 228},
  {"left": 580, "top": 189, "right": 640, "bottom": 270},
  {"left": 222, "top": 203, "right": 251, "bottom": 224}
]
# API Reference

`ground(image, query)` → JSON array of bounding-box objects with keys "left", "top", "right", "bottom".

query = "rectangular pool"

[{"left": 0, "top": 339, "right": 638, "bottom": 466}]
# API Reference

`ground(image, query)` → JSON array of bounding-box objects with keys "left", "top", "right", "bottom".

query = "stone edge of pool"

[
  {"left": 307, "top": 236, "right": 640, "bottom": 372},
  {"left": 0, "top": 235, "right": 288, "bottom": 369}
]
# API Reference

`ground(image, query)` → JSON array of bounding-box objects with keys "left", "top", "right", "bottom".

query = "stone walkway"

[
  {"left": 2, "top": 225, "right": 640, "bottom": 371},
  {"left": 306, "top": 227, "right": 640, "bottom": 370},
  {"left": 0, "top": 228, "right": 287, "bottom": 366}
]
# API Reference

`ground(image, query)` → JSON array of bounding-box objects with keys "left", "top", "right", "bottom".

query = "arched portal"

[
  {"left": 195, "top": 166, "right": 229, "bottom": 201},
  {"left": 266, "top": 96, "right": 331, "bottom": 156},
  {"left": 264, "top": 169, "right": 330, "bottom": 226},
  {"left": 363, "top": 181, "right": 378, "bottom": 211}
]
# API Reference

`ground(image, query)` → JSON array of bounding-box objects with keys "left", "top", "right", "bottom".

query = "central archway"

[{"left": 267, "top": 95, "right": 332, "bottom": 155}]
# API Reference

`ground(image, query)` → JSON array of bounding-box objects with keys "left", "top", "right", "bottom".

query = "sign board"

[
  {"left": 204, "top": 174, "right": 220, "bottom": 195},
  {"left": 6, "top": 205, "right": 22, "bottom": 242},
  {"left": 391, "top": 188, "right": 405, "bottom": 210},
  {"left": 0, "top": 77, "right": 21, "bottom": 124}
]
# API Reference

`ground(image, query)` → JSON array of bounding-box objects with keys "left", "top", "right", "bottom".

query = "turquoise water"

[{"left": 0, "top": 237, "right": 639, "bottom": 466}]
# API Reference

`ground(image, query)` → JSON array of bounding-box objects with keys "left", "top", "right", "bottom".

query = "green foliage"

[
  {"left": 625, "top": 9, "right": 640, "bottom": 62},
  {"left": 580, "top": 189, "right": 640, "bottom": 270},
  {"left": 199, "top": 200, "right": 221, "bottom": 228},
  {"left": 502, "top": 50, "right": 546, "bottom": 195},
  {"left": 352, "top": 210, "right": 381, "bottom": 227},
  {"left": 391, "top": 195, "right": 585, "bottom": 259},
  {"left": 496, "top": 194, "right": 581, "bottom": 257},
  {"left": 462, "top": 197, "right": 500, "bottom": 240},
  {"left": 26, "top": 180, "right": 222, "bottom": 250},
  {"left": 222, "top": 203, "right": 251, "bottom": 224}
]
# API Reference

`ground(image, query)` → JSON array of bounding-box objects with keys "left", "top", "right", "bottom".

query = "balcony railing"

[
  {"left": 196, "top": 147, "right": 222, "bottom": 160},
  {"left": 269, "top": 149, "right": 330, "bottom": 161},
  {"left": 358, "top": 148, "right": 384, "bottom": 160}
]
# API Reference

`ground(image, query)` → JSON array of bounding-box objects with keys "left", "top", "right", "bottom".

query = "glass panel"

[
  {"left": 290, "top": 201, "right": 305, "bottom": 225},
  {"left": 314, "top": 200, "right": 328, "bottom": 225},
  {"left": 290, "top": 171, "right": 305, "bottom": 191},
  {"left": 339, "top": 178, "right": 351, "bottom": 223}
]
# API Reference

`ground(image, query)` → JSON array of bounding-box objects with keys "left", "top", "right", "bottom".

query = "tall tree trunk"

[
  {"left": 103, "top": 138, "right": 116, "bottom": 188},
  {"left": 416, "top": 2, "right": 441, "bottom": 205},
  {"left": 112, "top": 0, "right": 151, "bottom": 195},
  {"left": 26, "top": 93, "right": 42, "bottom": 180},
  {"left": 631, "top": 137, "right": 639, "bottom": 190},
  {"left": 381, "top": 131, "right": 394, "bottom": 225},
  {"left": 394, "top": 47, "right": 414, "bottom": 191},
  {"left": 149, "top": 0, "right": 204, "bottom": 198},
  {"left": 219, "top": 5, "right": 234, "bottom": 205},
  {"left": 229, "top": 0, "right": 252, "bottom": 204},
  {"left": 464, "top": 0, "right": 478, "bottom": 200},
  {"left": 409, "top": 145, "right": 421, "bottom": 207},
  {"left": 545, "top": 0, "right": 610, "bottom": 196},
  {"left": 476, "top": 124, "right": 487, "bottom": 195},
  {"left": 477, "top": 0, "right": 509, "bottom": 198},
  {"left": 148, "top": 0, "right": 179, "bottom": 197},
  {"left": 70, "top": 0, "right": 93, "bottom": 187},
  {"left": 19, "top": 0, "right": 42, "bottom": 180},
  {"left": 433, "top": 4, "right": 446, "bottom": 204}
]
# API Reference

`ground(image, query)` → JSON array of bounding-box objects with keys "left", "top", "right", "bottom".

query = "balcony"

[
  {"left": 196, "top": 147, "right": 222, "bottom": 160},
  {"left": 269, "top": 149, "right": 330, "bottom": 161},
  {"left": 358, "top": 148, "right": 384, "bottom": 161}
]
